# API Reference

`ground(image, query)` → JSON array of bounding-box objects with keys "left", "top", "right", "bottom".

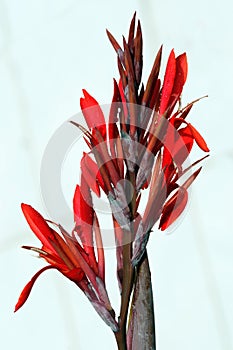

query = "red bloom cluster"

[{"left": 15, "top": 13, "right": 209, "bottom": 333}]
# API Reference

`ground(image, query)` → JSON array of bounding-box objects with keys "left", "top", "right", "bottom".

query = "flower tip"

[
  {"left": 21, "top": 203, "right": 30, "bottom": 214},
  {"left": 14, "top": 303, "right": 20, "bottom": 313},
  {"left": 14, "top": 291, "right": 28, "bottom": 313},
  {"left": 159, "top": 224, "right": 166, "bottom": 231},
  {"left": 80, "top": 90, "right": 90, "bottom": 105},
  {"left": 82, "top": 89, "right": 92, "bottom": 99}
]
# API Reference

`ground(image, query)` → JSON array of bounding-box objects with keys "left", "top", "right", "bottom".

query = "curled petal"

[
  {"left": 175, "top": 126, "right": 194, "bottom": 163},
  {"left": 159, "top": 187, "right": 188, "bottom": 231},
  {"left": 14, "top": 266, "right": 56, "bottom": 312},
  {"left": 171, "top": 117, "right": 209, "bottom": 153},
  {"left": 188, "top": 123, "right": 210, "bottom": 152},
  {"left": 163, "top": 125, "right": 194, "bottom": 174}
]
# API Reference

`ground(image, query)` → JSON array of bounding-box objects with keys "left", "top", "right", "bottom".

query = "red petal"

[
  {"left": 162, "top": 148, "right": 175, "bottom": 180},
  {"left": 179, "top": 126, "right": 194, "bottom": 150},
  {"left": 173, "top": 53, "right": 188, "bottom": 97},
  {"left": 166, "top": 53, "right": 188, "bottom": 114},
  {"left": 73, "top": 185, "right": 82, "bottom": 223},
  {"left": 64, "top": 267, "right": 85, "bottom": 283},
  {"left": 173, "top": 126, "right": 194, "bottom": 164},
  {"left": 73, "top": 178, "right": 93, "bottom": 226},
  {"left": 159, "top": 187, "right": 188, "bottom": 231},
  {"left": 160, "top": 49, "right": 176, "bottom": 115},
  {"left": 81, "top": 153, "right": 100, "bottom": 197},
  {"left": 162, "top": 120, "right": 177, "bottom": 169},
  {"left": 84, "top": 153, "right": 106, "bottom": 192},
  {"left": 21, "top": 204, "right": 76, "bottom": 270},
  {"left": 21, "top": 204, "right": 57, "bottom": 254},
  {"left": 73, "top": 178, "right": 95, "bottom": 260},
  {"left": 14, "top": 266, "right": 56, "bottom": 312},
  {"left": 162, "top": 123, "right": 194, "bottom": 171},
  {"left": 73, "top": 177, "right": 98, "bottom": 272},
  {"left": 188, "top": 123, "right": 210, "bottom": 152},
  {"left": 80, "top": 175, "right": 93, "bottom": 226},
  {"left": 80, "top": 89, "right": 106, "bottom": 140}
]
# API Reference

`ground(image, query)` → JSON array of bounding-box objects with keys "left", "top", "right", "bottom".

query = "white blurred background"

[{"left": 0, "top": 0, "right": 232, "bottom": 349}]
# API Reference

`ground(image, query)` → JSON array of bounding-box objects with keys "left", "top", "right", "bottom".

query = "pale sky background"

[{"left": 0, "top": 0, "right": 232, "bottom": 349}]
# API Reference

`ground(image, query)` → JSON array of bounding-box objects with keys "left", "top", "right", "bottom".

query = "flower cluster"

[{"left": 15, "top": 13, "right": 209, "bottom": 341}]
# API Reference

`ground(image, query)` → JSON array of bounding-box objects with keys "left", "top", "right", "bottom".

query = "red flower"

[
  {"left": 70, "top": 14, "right": 209, "bottom": 265},
  {"left": 15, "top": 194, "right": 118, "bottom": 331},
  {"left": 16, "top": 13, "right": 209, "bottom": 342}
]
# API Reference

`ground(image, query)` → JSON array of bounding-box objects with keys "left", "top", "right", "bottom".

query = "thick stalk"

[
  {"left": 114, "top": 328, "right": 127, "bottom": 350},
  {"left": 127, "top": 251, "right": 156, "bottom": 349}
]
